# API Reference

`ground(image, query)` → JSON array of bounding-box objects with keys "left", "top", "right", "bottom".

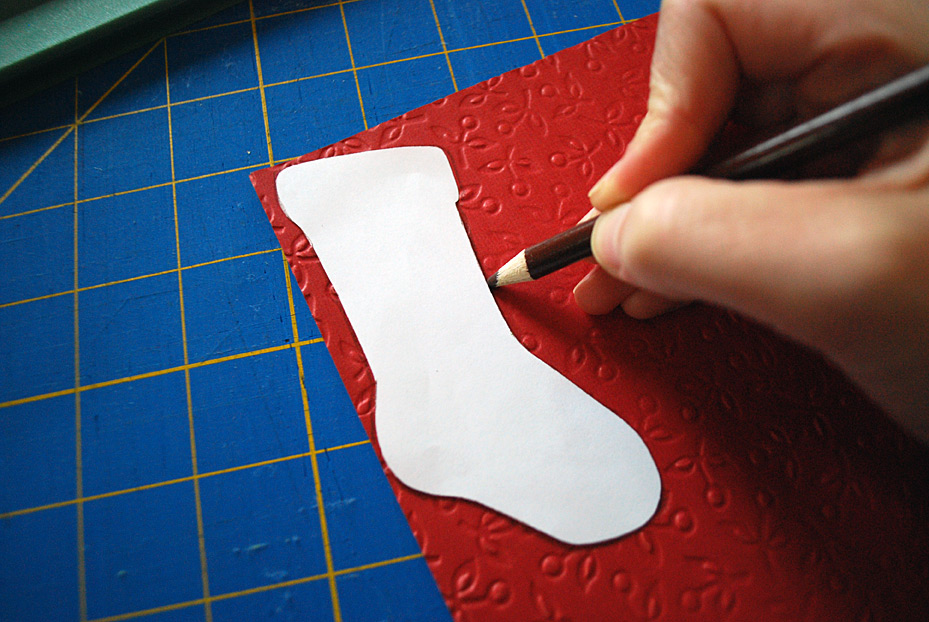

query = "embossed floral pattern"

[{"left": 251, "top": 14, "right": 929, "bottom": 621}]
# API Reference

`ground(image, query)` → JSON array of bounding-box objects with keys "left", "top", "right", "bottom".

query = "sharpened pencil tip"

[{"left": 487, "top": 251, "right": 531, "bottom": 289}]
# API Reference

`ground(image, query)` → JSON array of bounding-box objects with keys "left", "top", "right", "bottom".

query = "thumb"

[
  {"left": 590, "top": 176, "right": 907, "bottom": 349},
  {"left": 591, "top": 175, "right": 929, "bottom": 442}
]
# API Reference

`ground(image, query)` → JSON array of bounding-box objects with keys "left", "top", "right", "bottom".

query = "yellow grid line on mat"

[
  {"left": 0, "top": 19, "right": 635, "bottom": 219},
  {"left": 253, "top": 1, "right": 342, "bottom": 617},
  {"left": 0, "top": 337, "right": 324, "bottom": 412},
  {"left": 249, "top": 0, "right": 275, "bottom": 164},
  {"left": 0, "top": 437, "right": 371, "bottom": 521},
  {"left": 0, "top": 123, "right": 73, "bottom": 144},
  {"left": 428, "top": 0, "right": 459, "bottom": 92},
  {"left": 340, "top": 0, "right": 369, "bottom": 130},
  {"left": 0, "top": 161, "right": 269, "bottom": 222},
  {"left": 612, "top": 0, "right": 628, "bottom": 22},
  {"left": 0, "top": 126, "right": 75, "bottom": 203},
  {"left": 164, "top": 37, "right": 214, "bottom": 622},
  {"left": 0, "top": 6, "right": 653, "bottom": 621},
  {"left": 0, "top": 248, "right": 282, "bottom": 311},
  {"left": 282, "top": 248, "right": 344, "bottom": 622},
  {"left": 0, "top": 40, "right": 164, "bottom": 207},
  {"left": 1, "top": 16, "right": 628, "bottom": 146},
  {"left": 520, "top": 0, "right": 546, "bottom": 58},
  {"left": 85, "top": 552, "right": 422, "bottom": 622},
  {"left": 72, "top": 74, "right": 89, "bottom": 622},
  {"left": 169, "top": 0, "right": 364, "bottom": 38}
]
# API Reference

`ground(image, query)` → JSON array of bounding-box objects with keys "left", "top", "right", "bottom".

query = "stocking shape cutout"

[{"left": 276, "top": 147, "right": 660, "bottom": 545}]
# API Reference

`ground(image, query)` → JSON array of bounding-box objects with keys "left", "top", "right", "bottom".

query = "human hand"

[{"left": 573, "top": 0, "right": 929, "bottom": 441}]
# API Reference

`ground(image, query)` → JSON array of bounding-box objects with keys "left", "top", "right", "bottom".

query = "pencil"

[{"left": 486, "top": 62, "right": 929, "bottom": 290}]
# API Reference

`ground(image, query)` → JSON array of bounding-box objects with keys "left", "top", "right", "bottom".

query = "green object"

[{"left": 0, "top": 0, "right": 239, "bottom": 107}]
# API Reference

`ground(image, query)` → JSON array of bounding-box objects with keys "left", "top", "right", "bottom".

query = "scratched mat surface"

[
  {"left": 251, "top": 11, "right": 929, "bottom": 622},
  {"left": 0, "top": 1, "right": 661, "bottom": 621}
]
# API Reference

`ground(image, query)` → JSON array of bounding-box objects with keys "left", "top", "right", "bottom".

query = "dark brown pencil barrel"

[
  {"left": 697, "top": 64, "right": 929, "bottom": 180},
  {"left": 525, "top": 218, "right": 596, "bottom": 280},
  {"left": 494, "top": 63, "right": 929, "bottom": 289}
]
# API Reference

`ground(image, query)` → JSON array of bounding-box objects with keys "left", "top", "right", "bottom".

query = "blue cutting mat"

[{"left": 0, "top": 1, "right": 660, "bottom": 620}]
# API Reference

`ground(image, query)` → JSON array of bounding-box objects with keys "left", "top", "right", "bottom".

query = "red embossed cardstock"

[{"left": 251, "top": 14, "right": 929, "bottom": 621}]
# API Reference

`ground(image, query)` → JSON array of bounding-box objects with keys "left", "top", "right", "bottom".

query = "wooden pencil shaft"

[
  {"left": 698, "top": 63, "right": 929, "bottom": 179},
  {"left": 517, "top": 63, "right": 929, "bottom": 284},
  {"left": 525, "top": 219, "right": 597, "bottom": 279}
]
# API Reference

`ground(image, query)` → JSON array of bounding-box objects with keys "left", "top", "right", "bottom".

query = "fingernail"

[
  {"left": 587, "top": 174, "right": 610, "bottom": 208},
  {"left": 577, "top": 206, "right": 600, "bottom": 224},
  {"left": 588, "top": 161, "right": 626, "bottom": 209},
  {"left": 572, "top": 266, "right": 596, "bottom": 297},
  {"left": 590, "top": 204, "right": 629, "bottom": 271}
]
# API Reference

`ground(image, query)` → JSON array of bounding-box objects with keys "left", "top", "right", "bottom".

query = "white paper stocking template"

[{"left": 276, "top": 146, "right": 660, "bottom": 545}]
